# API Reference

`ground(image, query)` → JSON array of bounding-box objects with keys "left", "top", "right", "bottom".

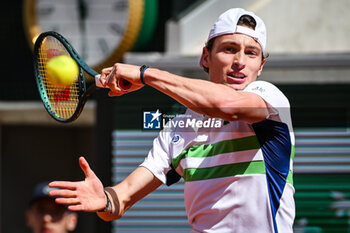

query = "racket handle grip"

[{"left": 95, "top": 75, "right": 132, "bottom": 91}]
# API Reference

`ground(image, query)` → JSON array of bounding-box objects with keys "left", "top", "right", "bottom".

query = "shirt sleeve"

[
  {"left": 139, "top": 129, "right": 172, "bottom": 184},
  {"left": 243, "top": 80, "right": 291, "bottom": 124}
]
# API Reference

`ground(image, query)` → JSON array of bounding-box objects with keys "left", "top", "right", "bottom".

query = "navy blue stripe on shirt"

[{"left": 252, "top": 119, "right": 292, "bottom": 233}]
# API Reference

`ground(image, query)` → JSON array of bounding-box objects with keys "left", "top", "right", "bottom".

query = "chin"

[{"left": 227, "top": 83, "right": 246, "bottom": 91}]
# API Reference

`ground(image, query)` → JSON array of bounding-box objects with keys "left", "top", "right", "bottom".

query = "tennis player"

[{"left": 49, "top": 8, "right": 295, "bottom": 233}]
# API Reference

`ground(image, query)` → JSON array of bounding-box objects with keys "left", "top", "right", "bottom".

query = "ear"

[
  {"left": 200, "top": 47, "right": 210, "bottom": 70},
  {"left": 257, "top": 58, "right": 266, "bottom": 77},
  {"left": 65, "top": 212, "right": 78, "bottom": 231}
]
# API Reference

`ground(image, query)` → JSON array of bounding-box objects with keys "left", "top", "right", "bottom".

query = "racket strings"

[{"left": 37, "top": 36, "right": 80, "bottom": 120}]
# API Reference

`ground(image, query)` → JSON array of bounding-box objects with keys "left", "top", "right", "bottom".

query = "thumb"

[{"left": 79, "top": 156, "right": 95, "bottom": 178}]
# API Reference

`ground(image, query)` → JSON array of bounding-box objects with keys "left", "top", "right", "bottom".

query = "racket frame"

[{"left": 34, "top": 31, "right": 99, "bottom": 123}]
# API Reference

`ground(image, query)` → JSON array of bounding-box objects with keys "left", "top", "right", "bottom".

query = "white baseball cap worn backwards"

[{"left": 200, "top": 8, "right": 267, "bottom": 69}]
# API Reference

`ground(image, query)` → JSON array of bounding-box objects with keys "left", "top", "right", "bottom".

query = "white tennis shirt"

[{"left": 141, "top": 80, "right": 295, "bottom": 233}]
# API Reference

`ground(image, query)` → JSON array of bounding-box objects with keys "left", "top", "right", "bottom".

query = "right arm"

[
  {"left": 49, "top": 157, "right": 162, "bottom": 221},
  {"left": 100, "top": 64, "right": 268, "bottom": 124}
]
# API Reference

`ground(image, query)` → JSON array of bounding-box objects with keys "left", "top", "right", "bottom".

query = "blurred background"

[{"left": 0, "top": 0, "right": 349, "bottom": 232}]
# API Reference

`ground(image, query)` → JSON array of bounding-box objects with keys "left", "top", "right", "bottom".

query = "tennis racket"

[{"left": 33, "top": 31, "right": 131, "bottom": 123}]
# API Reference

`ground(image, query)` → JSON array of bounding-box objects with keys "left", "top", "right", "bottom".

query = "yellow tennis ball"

[{"left": 46, "top": 55, "right": 79, "bottom": 87}]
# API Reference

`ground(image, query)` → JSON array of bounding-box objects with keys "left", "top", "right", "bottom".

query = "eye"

[
  {"left": 246, "top": 49, "right": 258, "bottom": 57},
  {"left": 224, "top": 46, "right": 237, "bottom": 53},
  {"left": 224, "top": 47, "right": 232, "bottom": 52}
]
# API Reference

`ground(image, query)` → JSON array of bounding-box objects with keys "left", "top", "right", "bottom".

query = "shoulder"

[{"left": 243, "top": 80, "right": 290, "bottom": 108}]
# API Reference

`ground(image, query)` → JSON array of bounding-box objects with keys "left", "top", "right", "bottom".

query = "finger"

[
  {"left": 50, "top": 189, "right": 76, "bottom": 198},
  {"left": 104, "top": 66, "right": 118, "bottom": 88},
  {"left": 108, "top": 91, "right": 124, "bottom": 97},
  {"left": 99, "top": 73, "right": 107, "bottom": 87},
  {"left": 100, "top": 67, "right": 113, "bottom": 86},
  {"left": 105, "top": 75, "right": 121, "bottom": 92},
  {"left": 106, "top": 66, "right": 117, "bottom": 82},
  {"left": 55, "top": 197, "right": 80, "bottom": 205},
  {"left": 49, "top": 181, "right": 77, "bottom": 190},
  {"left": 105, "top": 82, "right": 123, "bottom": 95},
  {"left": 105, "top": 67, "right": 125, "bottom": 93},
  {"left": 68, "top": 204, "right": 91, "bottom": 212},
  {"left": 79, "top": 156, "right": 95, "bottom": 178},
  {"left": 101, "top": 67, "right": 113, "bottom": 74}
]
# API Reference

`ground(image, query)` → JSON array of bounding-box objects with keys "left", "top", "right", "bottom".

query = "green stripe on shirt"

[
  {"left": 183, "top": 161, "right": 294, "bottom": 184},
  {"left": 172, "top": 135, "right": 260, "bottom": 169},
  {"left": 286, "top": 170, "right": 293, "bottom": 185},
  {"left": 183, "top": 160, "right": 266, "bottom": 182},
  {"left": 291, "top": 145, "right": 295, "bottom": 161}
]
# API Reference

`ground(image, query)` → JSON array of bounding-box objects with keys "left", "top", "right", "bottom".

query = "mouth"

[{"left": 227, "top": 72, "right": 247, "bottom": 84}]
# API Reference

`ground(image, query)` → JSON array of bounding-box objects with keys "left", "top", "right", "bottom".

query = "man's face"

[
  {"left": 26, "top": 198, "right": 77, "bottom": 233},
  {"left": 202, "top": 33, "right": 266, "bottom": 90}
]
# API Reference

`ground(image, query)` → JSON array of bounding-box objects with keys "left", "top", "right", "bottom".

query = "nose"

[{"left": 232, "top": 51, "right": 245, "bottom": 70}]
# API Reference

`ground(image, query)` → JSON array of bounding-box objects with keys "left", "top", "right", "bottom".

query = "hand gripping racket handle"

[{"left": 95, "top": 75, "right": 132, "bottom": 91}]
